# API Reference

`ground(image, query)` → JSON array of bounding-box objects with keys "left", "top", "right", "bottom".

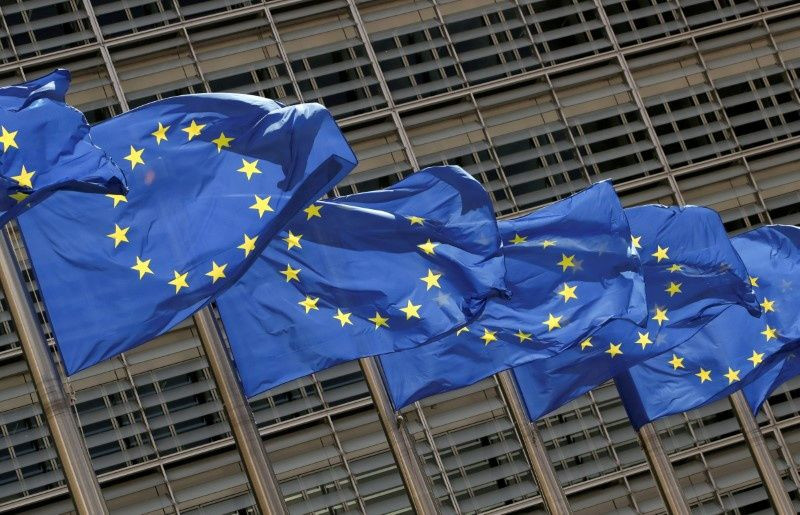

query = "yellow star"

[
  {"left": 580, "top": 338, "right": 593, "bottom": 350},
  {"left": 151, "top": 122, "right": 169, "bottom": 144},
  {"left": 9, "top": 192, "right": 27, "bottom": 203},
  {"left": 636, "top": 331, "right": 653, "bottom": 349},
  {"left": 168, "top": 270, "right": 189, "bottom": 294},
  {"left": 652, "top": 307, "right": 669, "bottom": 326},
  {"left": 124, "top": 146, "right": 145, "bottom": 169},
  {"left": 106, "top": 224, "right": 130, "bottom": 248},
  {"left": 760, "top": 298, "right": 775, "bottom": 313},
  {"left": 557, "top": 283, "right": 578, "bottom": 302},
  {"left": 106, "top": 194, "right": 127, "bottom": 207},
  {"left": 182, "top": 119, "right": 206, "bottom": 140},
  {"left": 631, "top": 235, "right": 642, "bottom": 249},
  {"left": 761, "top": 325, "right": 777, "bottom": 341},
  {"left": 368, "top": 312, "right": 389, "bottom": 329},
  {"left": 668, "top": 354, "right": 684, "bottom": 370},
  {"left": 541, "top": 240, "right": 556, "bottom": 248},
  {"left": 514, "top": 330, "right": 532, "bottom": 343},
  {"left": 456, "top": 327, "right": 470, "bottom": 336},
  {"left": 748, "top": 350, "right": 764, "bottom": 367},
  {"left": 238, "top": 234, "right": 258, "bottom": 257},
  {"left": 11, "top": 165, "right": 34, "bottom": 189},
  {"left": 407, "top": 216, "right": 425, "bottom": 226},
  {"left": 724, "top": 367, "right": 740, "bottom": 384},
  {"left": 480, "top": 328, "right": 497, "bottom": 345},
  {"left": 283, "top": 231, "right": 302, "bottom": 250},
  {"left": 333, "top": 308, "right": 353, "bottom": 327},
  {"left": 280, "top": 264, "right": 300, "bottom": 282},
  {"left": 420, "top": 269, "right": 442, "bottom": 290},
  {"left": 749, "top": 276, "right": 759, "bottom": 287},
  {"left": 417, "top": 239, "right": 439, "bottom": 255},
  {"left": 509, "top": 234, "right": 527, "bottom": 245},
  {"left": 298, "top": 296, "right": 319, "bottom": 314},
  {"left": 542, "top": 313, "right": 562, "bottom": 331},
  {"left": 211, "top": 132, "right": 234, "bottom": 152},
  {"left": 651, "top": 246, "right": 669, "bottom": 262},
  {"left": 304, "top": 204, "right": 322, "bottom": 220},
  {"left": 237, "top": 159, "right": 262, "bottom": 180},
  {"left": 696, "top": 368, "right": 712, "bottom": 383},
  {"left": 665, "top": 282, "right": 682, "bottom": 296},
  {"left": 667, "top": 264, "right": 683, "bottom": 273},
  {"left": 556, "top": 254, "right": 576, "bottom": 272},
  {"left": 131, "top": 256, "right": 153, "bottom": 279},
  {"left": 0, "top": 126, "right": 18, "bottom": 152},
  {"left": 399, "top": 299, "right": 421, "bottom": 319},
  {"left": 205, "top": 261, "right": 227, "bottom": 283},
  {"left": 606, "top": 342, "right": 623, "bottom": 357},
  {"left": 249, "top": 195, "right": 273, "bottom": 218}
]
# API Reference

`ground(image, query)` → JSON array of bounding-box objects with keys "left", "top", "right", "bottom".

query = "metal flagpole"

[
  {"left": 193, "top": 308, "right": 288, "bottom": 514},
  {"left": 729, "top": 391, "right": 794, "bottom": 514},
  {"left": 496, "top": 370, "right": 570, "bottom": 514},
  {"left": 359, "top": 356, "right": 442, "bottom": 514},
  {"left": 0, "top": 229, "right": 108, "bottom": 514},
  {"left": 637, "top": 423, "right": 690, "bottom": 514}
]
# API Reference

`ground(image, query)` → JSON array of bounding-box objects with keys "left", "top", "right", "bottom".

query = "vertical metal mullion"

[
  {"left": 0, "top": 227, "right": 108, "bottom": 514},
  {"left": 411, "top": 401, "right": 461, "bottom": 512}
]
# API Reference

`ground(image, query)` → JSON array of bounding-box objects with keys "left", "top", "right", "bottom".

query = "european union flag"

[
  {"left": 0, "top": 70, "right": 125, "bottom": 224},
  {"left": 613, "top": 225, "right": 800, "bottom": 427},
  {"left": 216, "top": 165, "right": 507, "bottom": 397},
  {"left": 19, "top": 95, "right": 356, "bottom": 374},
  {"left": 514, "top": 205, "right": 760, "bottom": 421},
  {"left": 379, "top": 181, "right": 646, "bottom": 409}
]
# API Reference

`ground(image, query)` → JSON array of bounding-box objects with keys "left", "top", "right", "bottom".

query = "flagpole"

[
  {"left": 193, "top": 308, "right": 288, "bottom": 513},
  {"left": 0, "top": 229, "right": 108, "bottom": 514},
  {"left": 729, "top": 391, "right": 794, "bottom": 513},
  {"left": 496, "top": 370, "right": 571, "bottom": 514},
  {"left": 359, "top": 356, "right": 442, "bottom": 513},
  {"left": 637, "top": 423, "right": 690, "bottom": 514}
]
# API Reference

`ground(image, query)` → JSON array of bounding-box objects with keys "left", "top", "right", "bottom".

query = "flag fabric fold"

[
  {"left": 515, "top": 205, "right": 760, "bottom": 421},
  {"left": 379, "top": 181, "right": 646, "bottom": 409},
  {"left": 609, "top": 225, "right": 800, "bottom": 426},
  {"left": 19, "top": 94, "right": 356, "bottom": 374},
  {"left": 216, "top": 165, "right": 508, "bottom": 397},
  {"left": 611, "top": 225, "right": 800, "bottom": 428},
  {"left": 0, "top": 69, "right": 126, "bottom": 225}
]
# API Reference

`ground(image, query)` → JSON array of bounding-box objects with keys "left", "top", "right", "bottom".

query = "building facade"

[{"left": 1, "top": 0, "right": 800, "bottom": 513}]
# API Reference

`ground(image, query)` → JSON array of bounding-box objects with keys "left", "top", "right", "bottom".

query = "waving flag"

[
  {"left": 216, "top": 166, "right": 508, "bottom": 397},
  {"left": 0, "top": 69, "right": 125, "bottom": 224},
  {"left": 514, "top": 205, "right": 760, "bottom": 421},
  {"left": 379, "top": 181, "right": 646, "bottom": 409},
  {"left": 19, "top": 94, "right": 356, "bottom": 374},
  {"left": 614, "top": 225, "right": 800, "bottom": 427}
]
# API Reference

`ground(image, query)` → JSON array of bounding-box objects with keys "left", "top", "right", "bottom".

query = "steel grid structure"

[{"left": 1, "top": 0, "right": 800, "bottom": 513}]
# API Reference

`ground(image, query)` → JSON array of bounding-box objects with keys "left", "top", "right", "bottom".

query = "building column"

[
  {"left": 0, "top": 229, "right": 108, "bottom": 514},
  {"left": 729, "top": 391, "right": 795, "bottom": 514},
  {"left": 193, "top": 308, "right": 287, "bottom": 514},
  {"left": 496, "top": 371, "right": 571, "bottom": 514},
  {"left": 359, "top": 356, "right": 442, "bottom": 513},
  {"left": 637, "top": 424, "right": 690, "bottom": 515}
]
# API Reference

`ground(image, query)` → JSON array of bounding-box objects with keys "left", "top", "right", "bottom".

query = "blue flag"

[
  {"left": 216, "top": 165, "right": 508, "bottom": 397},
  {"left": 514, "top": 205, "right": 760, "bottom": 421},
  {"left": 19, "top": 95, "right": 356, "bottom": 374},
  {"left": 613, "top": 225, "right": 800, "bottom": 427},
  {"left": 0, "top": 69, "right": 125, "bottom": 224},
  {"left": 379, "top": 181, "right": 646, "bottom": 409}
]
